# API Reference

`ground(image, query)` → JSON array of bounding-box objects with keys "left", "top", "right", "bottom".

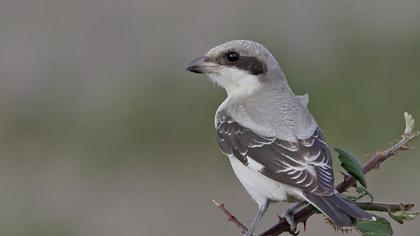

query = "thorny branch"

[
  {"left": 212, "top": 200, "right": 247, "bottom": 233},
  {"left": 214, "top": 200, "right": 415, "bottom": 235},
  {"left": 354, "top": 202, "right": 414, "bottom": 213},
  {"left": 213, "top": 125, "right": 418, "bottom": 236}
]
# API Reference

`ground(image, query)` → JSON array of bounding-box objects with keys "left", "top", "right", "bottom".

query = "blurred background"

[{"left": 0, "top": 0, "right": 419, "bottom": 235}]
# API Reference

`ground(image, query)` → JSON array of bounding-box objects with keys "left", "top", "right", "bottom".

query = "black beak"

[{"left": 186, "top": 56, "right": 216, "bottom": 74}]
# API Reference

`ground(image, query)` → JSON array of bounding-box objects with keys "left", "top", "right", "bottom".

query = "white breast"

[{"left": 229, "top": 155, "right": 303, "bottom": 206}]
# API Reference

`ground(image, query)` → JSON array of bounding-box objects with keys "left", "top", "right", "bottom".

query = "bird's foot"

[
  {"left": 243, "top": 229, "right": 254, "bottom": 236},
  {"left": 283, "top": 208, "right": 300, "bottom": 236},
  {"left": 287, "top": 226, "right": 300, "bottom": 236}
]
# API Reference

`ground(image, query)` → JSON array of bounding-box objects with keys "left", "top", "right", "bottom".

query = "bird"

[{"left": 186, "top": 40, "right": 375, "bottom": 236}]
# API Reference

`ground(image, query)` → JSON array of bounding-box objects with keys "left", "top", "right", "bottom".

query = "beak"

[{"left": 186, "top": 56, "right": 217, "bottom": 74}]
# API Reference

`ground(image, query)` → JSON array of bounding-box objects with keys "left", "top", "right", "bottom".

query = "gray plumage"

[{"left": 187, "top": 40, "right": 375, "bottom": 235}]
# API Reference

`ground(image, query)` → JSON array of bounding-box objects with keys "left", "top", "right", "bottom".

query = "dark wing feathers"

[{"left": 216, "top": 111, "right": 335, "bottom": 195}]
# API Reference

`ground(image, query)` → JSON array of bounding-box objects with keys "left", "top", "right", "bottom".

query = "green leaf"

[
  {"left": 356, "top": 217, "right": 393, "bottom": 236},
  {"left": 388, "top": 205, "right": 420, "bottom": 224},
  {"left": 356, "top": 184, "right": 374, "bottom": 202},
  {"left": 335, "top": 148, "right": 367, "bottom": 188}
]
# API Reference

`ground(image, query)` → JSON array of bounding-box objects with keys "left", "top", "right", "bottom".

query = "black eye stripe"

[
  {"left": 233, "top": 56, "right": 266, "bottom": 75},
  {"left": 214, "top": 52, "right": 267, "bottom": 75}
]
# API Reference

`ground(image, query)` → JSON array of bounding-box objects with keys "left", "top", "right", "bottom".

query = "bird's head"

[{"left": 186, "top": 40, "right": 286, "bottom": 98}]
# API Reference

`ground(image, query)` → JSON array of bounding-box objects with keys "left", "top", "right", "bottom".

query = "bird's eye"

[{"left": 226, "top": 51, "right": 240, "bottom": 62}]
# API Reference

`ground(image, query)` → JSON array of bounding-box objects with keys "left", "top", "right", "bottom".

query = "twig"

[
  {"left": 337, "top": 132, "right": 418, "bottom": 192},
  {"left": 355, "top": 202, "right": 415, "bottom": 212},
  {"left": 212, "top": 200, "right": 248, "bottom": 233},
  {"left": 259, "top": 130, "right": 419, "bottom": 236}
]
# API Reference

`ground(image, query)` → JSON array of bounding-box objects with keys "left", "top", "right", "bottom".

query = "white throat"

[{"left": 208, "top": 67, "right": 263, "bottom": 98}]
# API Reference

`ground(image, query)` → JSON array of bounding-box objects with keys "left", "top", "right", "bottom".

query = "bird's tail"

[{"left": 302, "top": 192, "right": 376, "bottom": 227}]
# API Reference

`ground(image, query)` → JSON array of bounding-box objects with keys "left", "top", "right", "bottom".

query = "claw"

[
  {"left": 243, "top": 229, "right": 255, "bottom": 236},
  {"left": 287, "top": 227, "right": 300, "bottom": 236},
  {"left": 284, "top": 207, "right": 299, "bottom": 236}
]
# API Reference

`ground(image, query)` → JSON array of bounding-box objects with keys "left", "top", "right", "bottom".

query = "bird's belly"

[{"left": 229, "top": 155, "right": 302, "bottom": 205}]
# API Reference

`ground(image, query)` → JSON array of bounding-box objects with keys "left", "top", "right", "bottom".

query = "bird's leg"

[
  {"left": 283, "top": 208, "right": 298, "bottom": 236},
  {"left": 244, "top": 201, "right": 269, "bottom": 236},
  {"left": 282, "top": 201, "right": 309, "bottom": 236}
]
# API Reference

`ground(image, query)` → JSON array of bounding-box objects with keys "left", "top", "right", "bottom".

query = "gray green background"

[{"left": 0, "top": 0, "right": 419, "bottom": 235}]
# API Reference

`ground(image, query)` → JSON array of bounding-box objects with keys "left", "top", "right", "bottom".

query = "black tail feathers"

[{"left": 303, "top": 192, "right": 376, "bottom": 227}]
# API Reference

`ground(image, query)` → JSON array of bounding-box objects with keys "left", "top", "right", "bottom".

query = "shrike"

[{"left": 186, "top": 40, "right": 375, "bottom": 236}]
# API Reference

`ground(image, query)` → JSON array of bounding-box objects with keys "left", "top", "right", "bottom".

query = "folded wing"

[{"left": 216, "top": 110, "right": 335, "bottom": 195}]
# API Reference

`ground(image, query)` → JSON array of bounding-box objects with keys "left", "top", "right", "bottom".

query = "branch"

[
  {"left": 259, "top": 130, "right": 418, "bottom": 236},
  {"left": 355, "top": 202, "right": 415, "bottom": 212},
  {"left": 212, "top": 200, "right": 248, "bottom": 233},
  {"left": 206, "top": 200, "right": 408, "bottom": 234}
]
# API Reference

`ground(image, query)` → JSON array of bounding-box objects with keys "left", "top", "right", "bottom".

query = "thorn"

[
  {"left": 303, "top": 219, "right": 308, "bottom": 231},
  {"left": 402, "top": 203, "right": 415, "bottom": 211},
  {"left": 400, "top": 145, "right": 416, "bottom": 151},
  {"left": 212, "top": 200, "right": 221, "bottom": 207}
]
